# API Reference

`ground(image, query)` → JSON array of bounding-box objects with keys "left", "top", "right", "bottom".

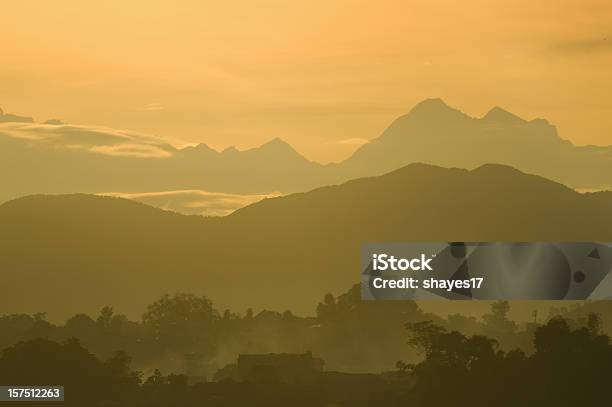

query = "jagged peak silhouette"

[
  {"left": 260, "top": 137, "right": 292, "bottom": 148},
  {"left": 481, "top": 106, "right": 526, "bottom": 124},
  {"left": 406, "top": 98, "right": 469, "bottom": 121},
  {"left": 258, "top": 137, "right": 300, "bottom": 154},
  {"left": 182, "top": 143, "right": 217, "bottom": 153}
]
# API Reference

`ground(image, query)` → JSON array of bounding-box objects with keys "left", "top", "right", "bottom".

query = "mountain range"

[
  {"left": 2, "top": 99, "right": 612, "bottom": 210},
  {"left": 0, "top": 121, "right": 327, "bottom": 204},
  {"left": 2, "top": 163, "right": 612, "bottom": 320},
  {"left": 339, "top": 99, "right": 612, "bottom": 190}
]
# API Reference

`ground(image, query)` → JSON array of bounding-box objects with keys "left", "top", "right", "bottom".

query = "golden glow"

[{"left": 2, "top": 0, "right": 611, "bottom": 162}]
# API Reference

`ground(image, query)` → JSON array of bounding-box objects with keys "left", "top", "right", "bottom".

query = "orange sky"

[{"left": 1, "top": 0, "right": 611, "bottom": 162}]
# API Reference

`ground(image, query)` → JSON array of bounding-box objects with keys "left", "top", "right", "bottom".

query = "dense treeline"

[
  {"left": 397, "top": 313, "right": 612, "bottom": 406},
  {"left": 0, "top": 338, "right": 336, "bottom": 406},
  {"left": 1, "top": 313, "right": 611, "bottom": 406},
  {"left": 1, "top": 285, "right": 609, "bottom": 378},
  {"left": 0, "top": 285, "right": 432, "bottom": 376},
  {"left": 0, "top": 285, "right": 564, "bottom": 379}
]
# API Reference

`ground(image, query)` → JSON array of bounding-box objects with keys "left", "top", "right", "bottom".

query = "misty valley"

[{"left": 2, "top": 288, "right": 611, "bottom": 406}]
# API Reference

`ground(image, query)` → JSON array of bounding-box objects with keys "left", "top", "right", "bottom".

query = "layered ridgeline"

[
  {"left": 2, "top": 99, "right": 612, "bottom": 209},
  {"left": 0, "top": 122, "right": 327, "bottom": 203},
  {"left": 2, "top": 163, "right": 612, "bottom": 320},
  {"left": 337, "top": 98, "right": 612, "bottom": 188}
]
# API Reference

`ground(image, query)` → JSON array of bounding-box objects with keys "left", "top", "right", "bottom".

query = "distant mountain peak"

[
  {"left": 199, "top": 142, "right": 219, "bottom": 153},
  {"left": 260, "top": 137, "right": 293, "bottom": 150},
  {"left": 180, "top": 142, "right": 218, "bottom": 156},
  {"left": 231, "top": 137, "right": 309, "bottom": 164},
  {"left": 257, "top": 137, "right": 304, "bottom": 158},
  {"left": 411, "top": 97, "right": 451, "bottom": 111},
  {"left": 481, "top": 106, "right": 526, "bottom": 124},
  {"left": 193, "top": 142, "right": 214, "bottom": 151},
  {"left": 407, "top": 98, "right": 468, "bottom": 121},
  {"left": 222, "top": 146, "right": 239, "bottom": 154}
]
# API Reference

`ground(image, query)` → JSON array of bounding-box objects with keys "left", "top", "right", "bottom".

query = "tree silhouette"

[
  {"left": 142, "top": 293, "right": 219, "bottom": 358},
  {"left": 0, "top": 338, "right": 140, "bottom": 405}
]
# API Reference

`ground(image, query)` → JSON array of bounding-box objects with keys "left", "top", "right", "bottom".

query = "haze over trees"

[{"left": 1, "top": 296, "right": 610, "bottom": 406}]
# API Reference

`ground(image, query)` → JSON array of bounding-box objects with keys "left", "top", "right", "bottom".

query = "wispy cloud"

[
  {"left": 0, "top": 122, "right": 175, "bottom": 158},
  {"left": 328, "top": 138, "right": 370, "bottom": 146},
  {"left": 100, "top": 190, "right": 281, "bottom": 216},
  {"left": 139, "top": 103, "right": 165, "bottom": 111}
]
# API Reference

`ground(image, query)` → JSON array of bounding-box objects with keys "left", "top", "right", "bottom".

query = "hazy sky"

[{"left": 2, "top": 0, "right": 611, "bottom": 162}]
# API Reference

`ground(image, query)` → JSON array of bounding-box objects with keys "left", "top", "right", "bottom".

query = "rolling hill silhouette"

[{"left": 2, "top": 163, "right": 612, "bottom": 319}]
